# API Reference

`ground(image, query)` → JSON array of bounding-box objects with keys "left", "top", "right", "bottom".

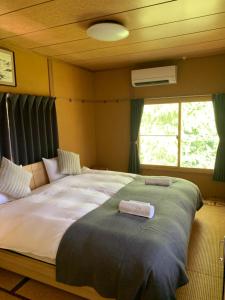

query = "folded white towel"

[
  {"left": 129, "top": 200, "right": 150, "bottom": 207},
  {"left": 145, "top": 177, "right": 172, "bottom": 187},
  {"left": 119, "top": 200, "right": 155, "bottom": 219}
]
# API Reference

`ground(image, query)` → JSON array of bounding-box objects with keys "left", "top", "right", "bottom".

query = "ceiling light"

[{"left": 87, "top": 21, "right": 129, "bottom": 42}]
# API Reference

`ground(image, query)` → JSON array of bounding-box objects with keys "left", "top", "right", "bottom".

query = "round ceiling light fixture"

[{"left": 87, "top": 21, "right": 129, "bottom": 42}]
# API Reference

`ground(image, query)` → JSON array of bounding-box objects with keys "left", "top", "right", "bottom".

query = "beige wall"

[
  {"left": 94, "top": 54, "right": 225, "bottom": 199},
  {"left": 0, "top": 43, "right": 96, "bottom": 167}
]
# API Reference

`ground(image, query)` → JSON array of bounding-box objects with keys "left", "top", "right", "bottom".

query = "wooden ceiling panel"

[
  {"left": 32, "top": 12, "right": 225, "bottom": 57},
  {"left": 56, "top": 29, "right": 225, "bottom": 63},
  {"left": 4, "top": 25, "right": 87, "bottom": 49},
  {"left": 2, "top": 0, "right": 225, "bottom": 44},
  {"left": 71, "top": 39, "right": 225, "bottom": 70},
  {"left": 117, "top": 0, "right": 225, "bottom": 31},
  {"left": 56, "top": 28, "right": 225, "bottom": 62},
  {"left": 0, "top": 0, "right": 170, "bottom": 39},
  {"left": 0, "top": 1, "right": 177, "bottom": 45},
  {"left": 0, "top": 0, "right": 51, "bottom": 15},
  {"left": 0, "top": 0, "right": 225, "bottom": 70},
  {"left": 34, "top": 39, "right": 108, "bottom": 56}
]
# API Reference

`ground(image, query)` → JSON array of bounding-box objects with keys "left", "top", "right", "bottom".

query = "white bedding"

[{"left": 0, "top": 169, "right": 135, "bottom": 262}]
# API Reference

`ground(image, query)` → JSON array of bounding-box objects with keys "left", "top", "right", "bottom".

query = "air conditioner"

[{"left": 131, "top": 65, "right": 177, "bottom": 87}]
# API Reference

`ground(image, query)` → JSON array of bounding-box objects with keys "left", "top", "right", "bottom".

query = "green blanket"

[{"left": 56, "top": 176, "right": 202, "bottom": 300}]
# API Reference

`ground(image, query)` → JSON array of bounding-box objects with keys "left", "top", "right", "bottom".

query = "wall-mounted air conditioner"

[{"left": 131, "top": 65, "right": 177, "bottom": 87}]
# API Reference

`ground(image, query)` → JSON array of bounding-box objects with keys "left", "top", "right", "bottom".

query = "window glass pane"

[
  {"left": 140, "top": 103, "right": 178, "bottom": 135},
  {"left": 181, "top": 101, "right": 219, "bottom": 169},
  {"left": 140, "top": 136, "right": 178, "bottom": 166}
]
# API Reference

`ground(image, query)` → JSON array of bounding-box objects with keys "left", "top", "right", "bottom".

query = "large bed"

[{"left": 0, "top": 162, "right": 202, "bottom": 300}]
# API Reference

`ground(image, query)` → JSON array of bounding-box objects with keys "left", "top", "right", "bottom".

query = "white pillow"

[
  {"left": 42, "top": 157, "right": 66, "bottom": 182},
  {"left": 0, "top": 157, "right": 32, "bottom": 199},
  {"left": 0, "top": 193, "right": 10, "bottom": 204},
  {"left": 57, "top": 149, "right": 81, "bottom": 175}
]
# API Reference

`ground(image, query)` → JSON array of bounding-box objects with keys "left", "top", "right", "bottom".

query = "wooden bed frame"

[{"left": 0, "top": 162, "right": 113, "bottom": 300}]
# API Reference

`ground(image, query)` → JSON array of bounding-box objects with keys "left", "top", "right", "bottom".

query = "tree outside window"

[{"left": 139, "top": 100, "right": 218, "bottom": 169}]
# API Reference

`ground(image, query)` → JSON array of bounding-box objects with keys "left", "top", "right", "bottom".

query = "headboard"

[{"left": 23, "top": 162, "right": 49, "bottom": 190}]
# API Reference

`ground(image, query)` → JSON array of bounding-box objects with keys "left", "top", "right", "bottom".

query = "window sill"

[{"left": 140, "top": 164, "right": 213, "bottom": 175}]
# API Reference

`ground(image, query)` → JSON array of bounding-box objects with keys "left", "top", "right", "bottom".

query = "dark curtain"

[
  {"left": 0, "top": 93, "right": 11, "bottom": 160},
  {"left": 7, "top": 93, "right": 58, "bottom": 165},
  {"left": 128, "top": 99, "right": 144, "bottom": 174},
  {"left": 213, "top": 93, "right": 225, "bottom": 181}
]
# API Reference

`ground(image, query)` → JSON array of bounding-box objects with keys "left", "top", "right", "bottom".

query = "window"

[{"left": 139, "top": 100, "right": 219, "bottom": 170}]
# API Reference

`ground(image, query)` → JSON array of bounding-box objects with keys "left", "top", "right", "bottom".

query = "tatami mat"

[
  {"left": 186, "top": 205, "right": 224, "bottom": 278},
  {"left": 0, "top": 202, "right": 224, "bottom": 300},
  {"left": 176, "top": 270, "right": 222, "bottom": 300},
  {"left": 176, "top": 202, "right": 225, "bottom": 300}
]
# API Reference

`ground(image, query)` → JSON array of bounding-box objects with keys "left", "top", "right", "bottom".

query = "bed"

[{"left": 0, "top": 162, "right": 202, "bottom": 300}]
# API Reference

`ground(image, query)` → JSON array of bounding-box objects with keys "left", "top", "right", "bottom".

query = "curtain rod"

[
  {"left": 57, "top": 93, "right": 212, "bottom": 103},
  {"left": 4, "top": 93, "right": 213, "bottom": 103},
  {"left": 57, "top": 97, "right": 126, "bottom": 103},
  {"left": 145, "top": 93, "right": 212, "bottom": 101}
]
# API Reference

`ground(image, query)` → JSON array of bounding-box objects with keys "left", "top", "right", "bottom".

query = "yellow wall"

[
  {"left": 94, "top": 54, "right": 225, "bottom": 199},
  {"left": 0, "top": 43, "right": 96, "bottom": 167},
  {"left": 133, "top": 54, "right": 225, "bottom": 98},
  {"left": 94, "top": 68, "right": 131, "bottom": 171},
  {"left": 51, "top": 59, "right": 96, "bottom": 167},
  {"left": 0, "top": 43, "right": 49, "bottom": 95}
]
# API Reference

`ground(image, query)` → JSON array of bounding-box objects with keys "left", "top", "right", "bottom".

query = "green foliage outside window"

[{"left": 139, "top": 101, "right": 218, "bottom": 169}]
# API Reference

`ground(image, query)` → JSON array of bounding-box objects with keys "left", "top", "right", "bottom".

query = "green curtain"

[
  {"left": 213, "top": 93, "right": 225, "bottom": 181},
  {"left": 128, "top": 99, "right": 144, "bottom": 174},
  {"left": 7, "top": 93, "right": 59, "bottom": 165}
]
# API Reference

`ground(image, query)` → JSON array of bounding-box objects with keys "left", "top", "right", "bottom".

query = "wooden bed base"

[
  {"left": 0, "top": 249, "right": 113, "bottom": 300},
  {"left": 0, "top": 162, "right": 113, "bottom": 299},
  {"left": 23, "top": 161, "right": 49, "bottom": 190}
]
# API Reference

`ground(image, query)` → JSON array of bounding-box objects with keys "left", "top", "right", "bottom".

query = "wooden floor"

[{"left": 0, "top": 201, "right": 224, "bottom": 300}]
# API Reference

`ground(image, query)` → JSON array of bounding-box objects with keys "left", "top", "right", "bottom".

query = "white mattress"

[{"left": 0, "top": 168, "right": 135, "bottom": 263}]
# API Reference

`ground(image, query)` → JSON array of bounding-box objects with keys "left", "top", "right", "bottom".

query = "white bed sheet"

[{"left": 0, "top": 169, "right": 135, "bottom": 263}]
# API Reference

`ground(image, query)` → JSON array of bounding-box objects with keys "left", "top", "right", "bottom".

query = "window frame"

[{"left": 139, "top": 96, "right": 215, "bottom": 174}]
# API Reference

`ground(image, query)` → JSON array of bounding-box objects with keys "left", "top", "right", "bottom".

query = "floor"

[{"left": 0, "top": 201, "right": 224, "bottom": 300}]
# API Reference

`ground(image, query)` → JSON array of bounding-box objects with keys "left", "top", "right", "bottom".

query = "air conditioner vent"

[
  {"left": 134, "top": 80, "right": 170, "bottom": 87},
  {"left": 131, "top": 66, "right": 177, "bottom": 87}
]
